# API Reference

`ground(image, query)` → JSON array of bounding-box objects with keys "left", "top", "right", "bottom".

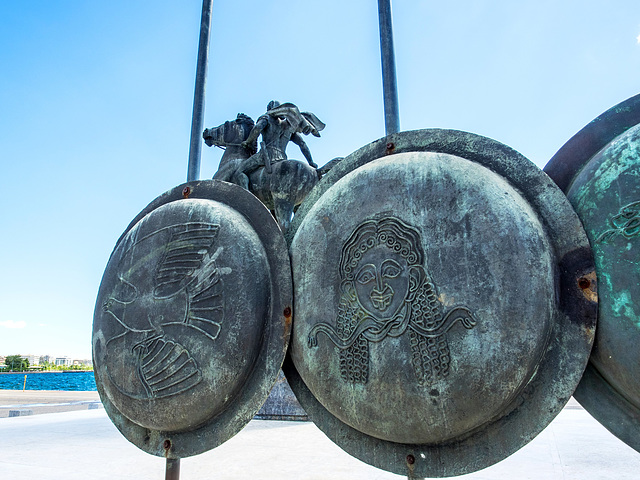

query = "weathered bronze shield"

[
  {"left": 545, "top": 93, "right": 640, "bottom": 452},
  {"left": 93, "top": 180, "right": 292, "bottom": 458},
  {"left": 285, "top": 129, "right": 596, "bottom": 477}
]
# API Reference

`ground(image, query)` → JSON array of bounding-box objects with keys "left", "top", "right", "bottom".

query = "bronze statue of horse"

[{"left": 203, "top": 113, "right": 320, "bottom": 231}]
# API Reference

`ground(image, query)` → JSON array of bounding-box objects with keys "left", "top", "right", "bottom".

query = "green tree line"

[
  {"left": 39, "top": 361, "right": 92, "bottom": 371},
  {"left": 2, "top": 357, "right": 92, "bottom": 372},
  {"left": 4, "top": 355, "right": 29, "bottom": 372}
]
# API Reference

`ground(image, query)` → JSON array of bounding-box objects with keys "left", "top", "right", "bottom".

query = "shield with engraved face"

[
  {"left": 93, "top": 180, "right": 292, "bottom": 458},
  {"left": 285, "top": 129, "right": 596, "bottom": 478},
  {"left": 545, "top": 93, "right": 640, "bottom": 453}
]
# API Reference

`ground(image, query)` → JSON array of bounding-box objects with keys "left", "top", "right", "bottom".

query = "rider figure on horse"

[{"left": 233, "top": 100, "right": 325, "bottom": 191}]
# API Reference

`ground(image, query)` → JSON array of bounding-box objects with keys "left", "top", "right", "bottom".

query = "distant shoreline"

[{"left": 0, "top": 371, "right": 94, "bottom": 375}]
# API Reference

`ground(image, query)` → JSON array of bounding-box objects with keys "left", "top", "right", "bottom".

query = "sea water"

[{"left": 0, "top": 372, "right": 96, "bottom": 391}]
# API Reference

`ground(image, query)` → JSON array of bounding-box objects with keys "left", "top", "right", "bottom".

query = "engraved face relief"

[
  {"left": 307, "top": 216, "right": 478, "bottom": 385},
  {"left": 102, "top": 222, "right": 231, "bottom": 399},
  {"left": 354, "top": 245, "right": 410, "bottom": 318},
  {"left": 597, "top": 200, "right": 640, "bottom": 243}
]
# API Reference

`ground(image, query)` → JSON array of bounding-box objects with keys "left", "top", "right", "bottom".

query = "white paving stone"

[{"left": 0, "top": 403, "right": 638, "bottom": 479}]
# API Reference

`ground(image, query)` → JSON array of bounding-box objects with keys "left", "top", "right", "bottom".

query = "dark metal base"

[
  {"left": 165, "top": 458, "right": 180, "bottom": 480},
  {"left": 254, "top": 371, "right": 308, "bottom": 421}
]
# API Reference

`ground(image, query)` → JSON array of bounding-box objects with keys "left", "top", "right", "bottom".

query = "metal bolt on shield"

[{"left": 578, "top": 277, "right": 591, "bottom": 289}]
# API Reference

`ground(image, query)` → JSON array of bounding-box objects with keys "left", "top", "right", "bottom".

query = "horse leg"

[
  {"left": 234, "top": 171, "right": 251, "bottom": 191},
  {"left": 232, "top": 153, "right": 265, "bottom": 191},
  {"left": 273, "top": 198, "right": 295, "bottom": 232}
]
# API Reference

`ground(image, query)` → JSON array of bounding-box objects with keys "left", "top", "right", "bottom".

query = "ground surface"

[
  {"left": 1, "top": 392, "right": 639, "bottom": 479},
  {"left": 0, "top": 389, "right": 100, "bottom": 417}
]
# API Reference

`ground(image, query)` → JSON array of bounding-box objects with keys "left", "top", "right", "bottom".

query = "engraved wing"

[
  {"left": 132, "top": 222, "right": 224, "bottom": 398},
  {"left": 153, "top": 222, "right": 224, "bottom": 342},
  {"left": 186, "top": 263, "right": 224, "bottom": 342},
  {"left": 154, "top": 223, "right": 220, "bottom": 298}
]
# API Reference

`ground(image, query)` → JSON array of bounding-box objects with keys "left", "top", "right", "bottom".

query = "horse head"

[
  {"left": 204, "top": 113, "right": 258, "bottom": 178},
  {"left": 203, "top": 113, "right": 257, "bottom": 155}
]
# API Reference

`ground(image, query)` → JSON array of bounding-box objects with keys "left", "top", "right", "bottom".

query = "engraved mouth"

[{"left": 370, "top": 286, "right": 394, "bottom": 311}]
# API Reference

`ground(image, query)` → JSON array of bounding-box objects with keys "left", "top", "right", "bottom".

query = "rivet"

[
  {"left": 406, "top": 454, "right": 415, "bottom": 465},
  {"left": 578, "top": 277, "right": 591, "bottom": 290},
  {"left": 182, "top": 186, "right": 191, "bottom": 198}
]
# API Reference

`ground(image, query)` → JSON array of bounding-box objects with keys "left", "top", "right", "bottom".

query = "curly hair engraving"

[{"left": 308, "top": 216, "right": 478, "bottom": 385}]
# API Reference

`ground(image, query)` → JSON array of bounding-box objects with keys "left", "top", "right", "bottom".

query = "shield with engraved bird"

[{"left": 93, "top": 181, "right": 292, "bottom": 458}]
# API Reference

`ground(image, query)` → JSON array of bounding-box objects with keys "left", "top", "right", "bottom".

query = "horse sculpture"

[{"left": 203, "top": 113, "right": 320, "bottom": 231}]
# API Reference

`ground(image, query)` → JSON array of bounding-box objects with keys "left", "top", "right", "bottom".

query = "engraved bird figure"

[
  {"left": 597, "top": 200, "right": 640, "bottom": 243},
  {"left": 102, "top": 222, "right": 229, "bottom": 399}
]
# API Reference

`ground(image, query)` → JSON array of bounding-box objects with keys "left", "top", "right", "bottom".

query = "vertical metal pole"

[
  {"left": 187, "top": 0, "right": 214, "bottom": 182},
  {"left": 165, "top": 458, "right": 180, "bottom": 480},
  {"left": 378, "top": 0, "right": 400, "bottom": 135}
]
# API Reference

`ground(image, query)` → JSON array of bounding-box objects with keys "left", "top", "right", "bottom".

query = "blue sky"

[{"left": 1, "top": 1, "right": 639, "bottom": 360}]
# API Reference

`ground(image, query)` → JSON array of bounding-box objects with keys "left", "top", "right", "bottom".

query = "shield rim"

[
  {"left": 286, "top": 128, "right": 596, "bottom": 477},
  {"left": 93, "top": 180, "right": 293, "bottom": 458},
  {"left": 544, "top": 93, "right": 640, "bottom": 452}
]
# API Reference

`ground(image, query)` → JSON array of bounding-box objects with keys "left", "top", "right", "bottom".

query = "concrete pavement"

[
  {"left": 0, "top": 396, "right": 639, "bottom": 479},
  {"left": 0, "top": 390, "right": 100, "bottom": 417}
]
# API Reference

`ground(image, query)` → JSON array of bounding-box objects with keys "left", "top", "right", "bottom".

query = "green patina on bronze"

[
  {"left": 93, "top": 180, "right": 293, "bottom": 459},
  {"left": 567, "top": 122, "right": 640, "bottom": 404},
  {"left": 545, "top": 93, "right": 640, "bottom": 453}
]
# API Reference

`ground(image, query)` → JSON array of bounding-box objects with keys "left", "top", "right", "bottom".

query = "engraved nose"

[
  {"left": 374, "top": 268, "right": 385, "bottom": 291},
  {"left": 371, "top": 285, "right": 385, "bottom": 297},
  {"left": 370, "top": 272, "right": 390, "bottom": 299}
]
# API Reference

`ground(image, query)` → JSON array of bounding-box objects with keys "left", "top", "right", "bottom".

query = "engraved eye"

[
  {"left": 381, "top": 260, "right": 402, "bottom": 278},
  {"left": 356, "top": 265, "right": 376, "bottom": 284}
]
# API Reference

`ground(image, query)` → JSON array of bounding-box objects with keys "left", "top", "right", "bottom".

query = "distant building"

[
  {"left": 40, "top": 354, "right": 54, "bottom": 364},
  {"left": 23, "top": 354, "right": 40, "bottom": 366},
  {"left": 72, "top": 359, "right": 93, "bottom": 367},
  {"left": 55, "top": 356, "right": 72, "bottom": 366}
]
